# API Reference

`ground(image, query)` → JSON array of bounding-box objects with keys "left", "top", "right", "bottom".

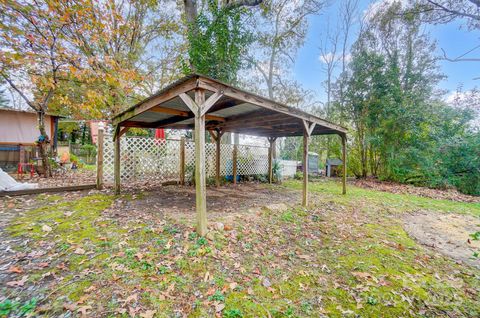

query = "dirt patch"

[
  {"left": 11, "top": 168, "right": 96, "bottom": 189},
  {"left": 404, "top": 211, "right": 480, "bottom": 268},
  {"left": 122, "top": 183, "right": 299, "bottom": 224},
  {"left": 353, "top": 178, "right": 480, "bottom": 203}
]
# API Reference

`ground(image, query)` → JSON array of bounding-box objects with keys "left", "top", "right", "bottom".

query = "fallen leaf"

[
  {"left": 42, "top": 224, "right": 52, "bottom": 232},
  {"left": 63, "top": 303, "right": 77, "bottom": 311},
  {"left": 352, "top": 272, "right": 373, "bottom": 280},
  {"left": 229, "top": 282, "right": 238, "bottom": 290},
  {"left": 204, "top": 271, "right": 211, "bottom": 282},
  {"left": 74, "top": 248, "right": 86, "bottom": 255},
  {"left": 215, "top": 303, "right": 225, "bottom": 312},
  {"left": 6, "top": 275, "right": 28, "bottom": 287},
  {"left": 8, "top": 266, "right": 23, "bottom": 273},
  {"left": 140, "top": 310, "right": 157, "bottom": 318},
  {"left": 123, "top": 293, "right": 138, "bottom": 305},
  {"left": 77, "top": 305, "right": 92, "bottom": 317}
]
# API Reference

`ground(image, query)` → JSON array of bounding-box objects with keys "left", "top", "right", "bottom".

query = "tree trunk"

[{"left": 37, "top": 111, "right": 52, "bottom": 178}]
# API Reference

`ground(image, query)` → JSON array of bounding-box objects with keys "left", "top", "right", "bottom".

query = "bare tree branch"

[
  {"left": 441, "top": 47, "right": 480, "bottom": 62},
  {"left": 426, "top": 0, "right": 480, "bottom": 21}
]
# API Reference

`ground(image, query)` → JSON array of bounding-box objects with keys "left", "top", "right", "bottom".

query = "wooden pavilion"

[{"left": 112, "top": 74, "right": 347, "bottom": 235}]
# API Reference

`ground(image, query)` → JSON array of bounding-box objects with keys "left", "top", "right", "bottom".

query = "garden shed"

[{"left": 111, "top": 74, "right": 347, "bottom": 235}]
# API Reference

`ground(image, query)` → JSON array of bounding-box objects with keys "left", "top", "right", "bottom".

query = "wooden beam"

[
  {"left": 198, "top": 77, "right": 348, "bottom": 134},
  {"left": 96, "top": 126, "right": 104, "bottom": 190},
  {"left": 341, "top": 133, "right": 347, "bottom": 195},
  {"left": 302, "top": 120, "right": 316, "bottom": 137},
  {"left": 194, "top": 89, "right": 207, "bottom": 236},
  {"left": 180, "top": 137, "right": 185, "bottom": 186},
  {"left": 114, "top": 125, "right": 121, "bottom": 195},
  {"left": 151, "top": 106, "right": 226, "bottom": 122},
  {"left": 302, "top": 129, "right": 309, "bottom": 207},
  {"left": 201, "top": 90, "right": 224, "bottom": 116},
  {"left": 119, "top": 127, "right": 129, "bottom": 138},
  {"left": 208, "top": 129, "right": 218, "bottom": 142},
  {"left": 0, "top": 184, "right": 96, "bottom": 197},
  {"left": 267, "top": 137, "right": 277, "bottom": 184},
  {"left": 150, "top": 106, "right": 189, "bottom": 116},
  {"left": 113, "top": 77, "right": 197, "bottom": 126},
  {"left": 214, "top": 130, "right": 223, "bottom": 187},
  {"left": 179, "top": 93, "right": 198, "bottom": 113},
  {"left": 232, "top": 144, "right": 238, "bottom": 185}
]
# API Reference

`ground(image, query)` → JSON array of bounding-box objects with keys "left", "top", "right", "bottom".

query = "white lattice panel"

[
  {"left": 220, "top": 144, "right": 234, "bottom": 176},
  {"left": 236, "top": 145, "right": 269, "bottom": 175},
  {"left": 102, "top": 135, "right": 269, "bottom": 184},
  {"left": 103, "top": 135, "right": 181, "bottom": 183}
]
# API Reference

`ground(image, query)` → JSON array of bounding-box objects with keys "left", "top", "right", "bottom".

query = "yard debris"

[
  {"left": 74, "top": 247, "right": 86, "bottom": 255},
  {"left": 8, "top": 265, "right": 23, "bottom": 273},
  {"left": 6, "top": 275, "right": 28, "bottom": 287},
  {"left": 264, "top": 203, "right": 289, "bottom": 212},
  {"left": 1, "top": 182, "right": 479, "bottom": 317}
]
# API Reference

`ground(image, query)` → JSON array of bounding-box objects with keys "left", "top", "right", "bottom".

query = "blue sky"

[{"left": 293, "top": 0, "right": 480, "bottom": 103}]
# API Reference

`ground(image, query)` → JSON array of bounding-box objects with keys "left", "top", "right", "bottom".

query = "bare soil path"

[{"left": 404, "top": 211, "right": 480, "bottom": 268}]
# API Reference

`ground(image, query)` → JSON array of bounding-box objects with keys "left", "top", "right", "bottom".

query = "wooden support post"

[
  {"left": 232, "top": 144, "right": 238, "bottom": 185},
  {"left": 114, "top": 125, "right": 121, "bottom": 195},
  {"left": 194, "top": 89, "right": 207, "bottom": 236},
  {"left": 302, "top": 130, "right": 309, "bottom": 206},
  {"left": 96, "top": 124, "right": 104, "bottom": 190},
  {"left": 179, "top": 137, "right": 185, "bottom": 185},
  {"left": 215, "top": 130, "right": 223, "bottom": 187},
  {"left": 341, "top": 133, "right": 347, "bottom": 195},
  {"left": 302, "top": 120, "right": 315, "bottom": 207},
  {"left": 267, "top": 137, "right": 277, "bottom": 184}
]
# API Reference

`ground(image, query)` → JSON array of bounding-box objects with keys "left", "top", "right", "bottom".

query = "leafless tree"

[
  {"left": 319, "top": 22, "right": 340, "bottom": 116},
  {"left": 409, "top": 0, "right": 480, "bottom": 63},
  {"left": 247, "top": 0, "right": 327, "bottom": 100}
]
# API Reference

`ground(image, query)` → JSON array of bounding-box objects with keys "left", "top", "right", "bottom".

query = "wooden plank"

[
  {"left": 201, "top": 91, "right": 224, "bottom": 116},
  {"left": 341, "top": 133, "right": 347, "bottom": 195},
  {"left": 198, "top": 77, "right": 348, "bottom": 134},
  {"left": 194, "top": 89, "right": 207, "bottom": 236},
  {"left": 215, "top": 131, "right": 222, "bottom": 187},
  {"left": 302, "top": 120, "right": 316, "bottom": 136},
  {"left": 232, "top": 144, "right": 238, "bottom": 185},
  {"left": 180, "top": 137, "right": 185, "bottom": 186},
  {"left": 267, "top": 137, "right": 276, "bottom": 184},
  {"left": 208, "top": 130, "right": 218, "bottom": 142},
  {"left": 179, "top": 93, "right": 198, "bottom": 114},
  {"left": 302, "top": 129, "right": 309, "bottom": 207},
  {"left": 112, "top": 77, "right": 197, "bottom": 126},
  {"left": 114, "top": 125, "right": 121, "bottom": 195},
  {"left": 151, "top": 106, "right": 226, "bottom": 122},
  {"left": 118, "top": 127, "right": 129, "bottom": 138},
  {"left": 0, "top": 184, "right": 96, "bottom": 197},
  {"left": 96, "top": 127, "right": 104, "bottom": 190},
  {"left": 151, "top": 106, "right": 189, "bottom": 116}
]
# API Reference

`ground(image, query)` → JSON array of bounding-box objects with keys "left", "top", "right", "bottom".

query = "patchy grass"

[
  {"left": 283, "top": 179, "right": 480, "bottom": 216},
  {"left": 1, "top": 182, "right": 479, "bottom": 317}
]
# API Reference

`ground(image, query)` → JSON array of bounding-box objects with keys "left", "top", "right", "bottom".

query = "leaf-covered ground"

[{"left": 1, "top": 180, "right": 479, "bottom": 317}]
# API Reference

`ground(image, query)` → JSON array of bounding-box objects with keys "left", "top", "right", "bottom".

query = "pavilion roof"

[{"left": 112, "top": 74, "right": 347, "bottom": 138}]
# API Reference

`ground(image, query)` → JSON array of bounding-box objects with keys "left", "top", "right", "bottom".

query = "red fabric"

[{"left": 155, "top": 129, "right": 165, "bottom": 139}]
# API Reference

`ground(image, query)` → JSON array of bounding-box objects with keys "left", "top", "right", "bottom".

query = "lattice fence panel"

[
  {"left": 102, "top": 135, "right": 269, "bottom": 184},
  {"left": 236, "top": 145, "right": 269, "bottom": 175},
  {"left": 185, "top": 141, "right": 195, "bottom": 181},
  {"left": 103, "top": 135, "right": 181, "bottom": 183},
  {"left": 220, "top": 144, "right": 234, "bottom": 176}
]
